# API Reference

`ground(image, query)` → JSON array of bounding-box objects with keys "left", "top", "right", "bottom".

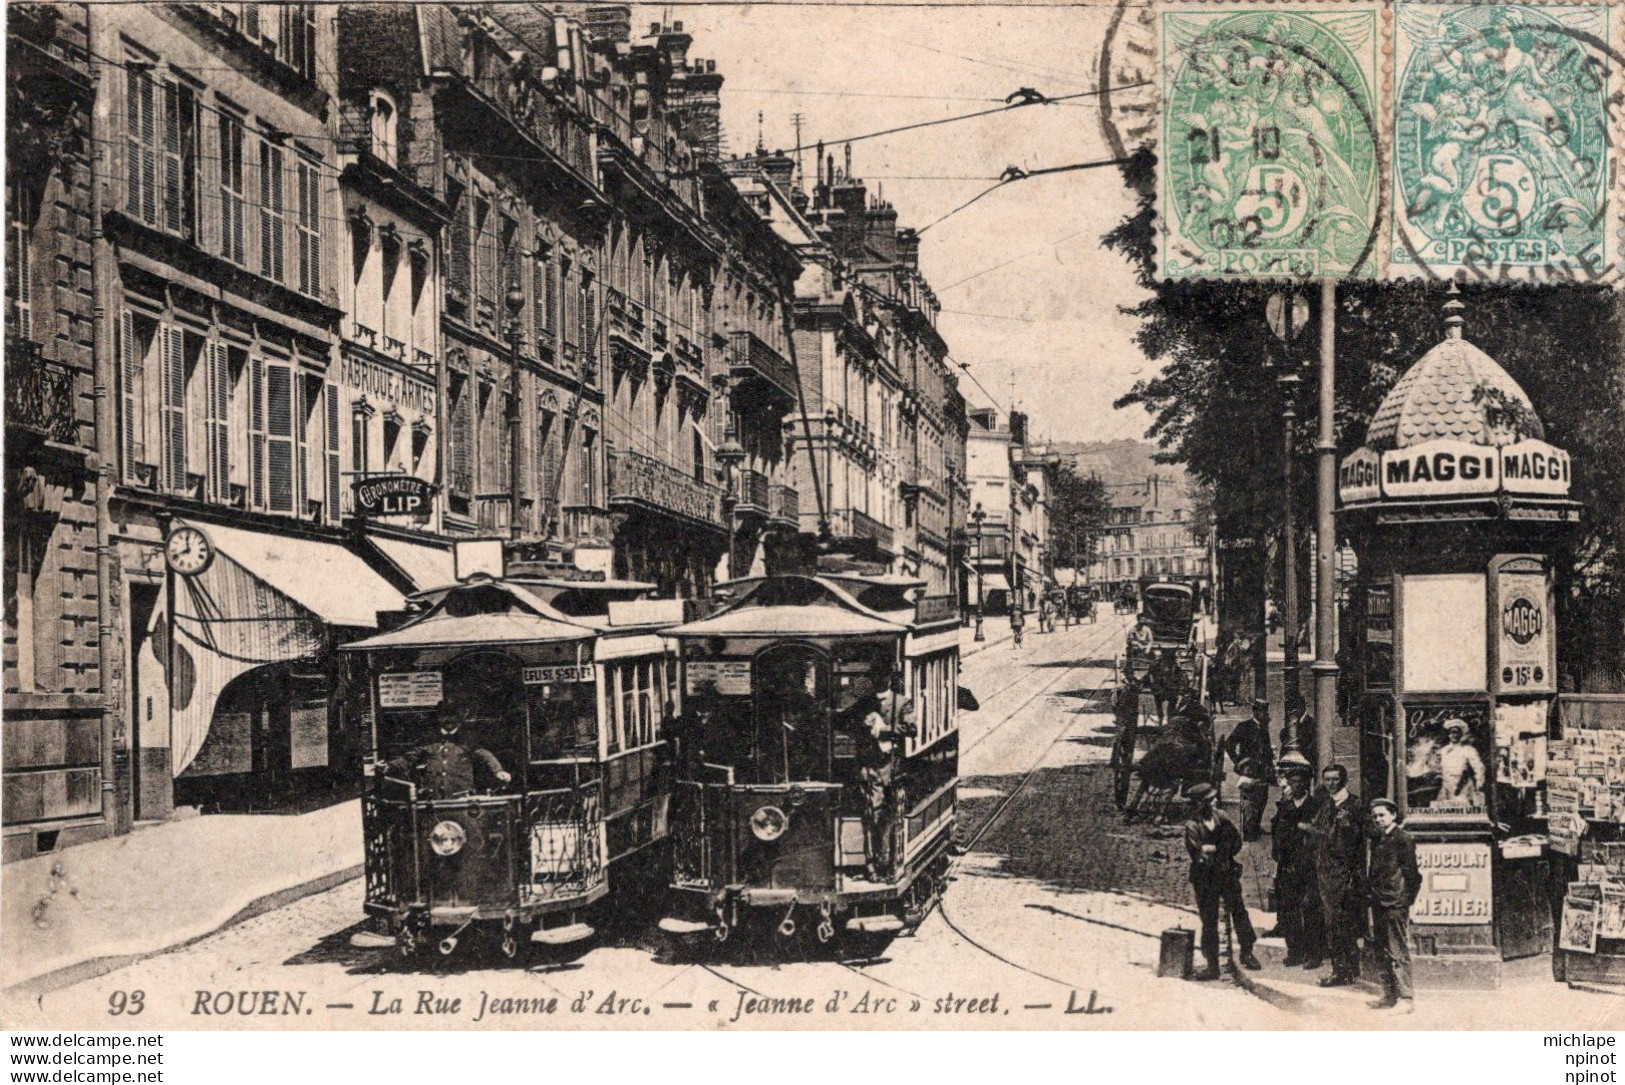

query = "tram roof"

[
  {"left": 341, "top": 577, "right": 594, "bottom": 651},
  {"left": 669, "top": 575, "right": 909, "bottom": 639}
]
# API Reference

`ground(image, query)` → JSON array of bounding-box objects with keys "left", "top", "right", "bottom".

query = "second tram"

[{"left": 658, "top": 573, "right": 961, "bottom": 945}]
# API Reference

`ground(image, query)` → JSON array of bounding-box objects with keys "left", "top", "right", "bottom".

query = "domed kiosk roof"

[{"left": 1366, "top": 303, "right": 1544, "bottom": 452}]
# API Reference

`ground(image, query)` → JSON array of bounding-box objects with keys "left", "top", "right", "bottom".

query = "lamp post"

[
  {"left": 1266, "top": 291, "right": 1310, "bottom": 709},
  {"left": 971, "top": 501, "right": 987, "bottom": 642},
  {"left": 505, "top": 283, "right": 526, "bottom": 541}
]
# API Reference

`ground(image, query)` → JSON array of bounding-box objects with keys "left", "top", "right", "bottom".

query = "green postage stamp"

[
  {"left": 1157, "top": 5, "right": 1382, "bottom": 280},
  {"left": 1391, "top": 4, "right": 1618, "bottom": 282}
]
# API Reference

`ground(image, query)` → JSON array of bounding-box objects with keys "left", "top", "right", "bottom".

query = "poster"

[
  {"left": 1410, "top": 842, "right": 1493, "bottom": 926},
  {"left": 1400, "top": 574, "right": 1486, "bottom": 693},
  {"left": 1599, "top": 887, "right": 1625, "bottom": 940},
  {"left": 1560, "top": 896, "right": 1600, "bottom": 954},
  {"left": 289, "top": 701, "right": 329, "bottom": 770},
  {"left": 686, "top": 660, "right": 752, "bottom": 697},
  {"left": 1493, "top": 568, "right": 1552, "bottom": 693},
  {"left": 378, "top": 670, "right": 444, "bottom": 709}
]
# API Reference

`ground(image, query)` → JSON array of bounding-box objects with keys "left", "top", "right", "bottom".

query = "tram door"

[{"left": 752, "top": 645, "right": 829, "bottom": 784}]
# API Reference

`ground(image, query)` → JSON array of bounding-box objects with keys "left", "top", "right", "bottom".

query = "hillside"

[{"left": 1047, "top": 439, "right": 1190, "bottom": 490}]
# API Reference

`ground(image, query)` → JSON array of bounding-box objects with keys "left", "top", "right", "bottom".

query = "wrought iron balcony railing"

[
  {"left": 608, "top": 448, "right": 724, "bottom": 528},
  {"left": 6, "top": 336, "right": 79, "bottom": 445},
  {"left": 732, "top": 468, "right": 770, "bottom": 516}
]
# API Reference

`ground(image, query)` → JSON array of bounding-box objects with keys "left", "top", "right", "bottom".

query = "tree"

[
  {"left": 1104, "top": 148, "right": 1625, "bottom": 684},
  {"left": 1049, "top": 464, "right": 1110, "bottom": 577}
]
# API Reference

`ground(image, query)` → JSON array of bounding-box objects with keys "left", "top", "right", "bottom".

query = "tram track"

[{"left": 959, "top": 617, "right": 1124, "bottom": 757}]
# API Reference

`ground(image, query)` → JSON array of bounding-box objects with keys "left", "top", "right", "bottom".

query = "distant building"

[{"left": 1088, "top": 474, "right": 1210, "bottom": 599}]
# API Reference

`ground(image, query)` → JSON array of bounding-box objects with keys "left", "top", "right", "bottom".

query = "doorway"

[{"left": 127, "top": 581, "right": 165, "bottom": 820}]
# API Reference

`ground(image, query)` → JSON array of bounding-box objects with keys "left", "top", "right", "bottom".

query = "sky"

[{"left": 630, "top": 2, "right": 1160, "bottom": 446}]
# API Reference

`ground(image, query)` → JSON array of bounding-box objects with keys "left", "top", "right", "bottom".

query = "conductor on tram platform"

[
  {"left": 378, "top": 712, "right": 512, "bottom": 800},
  {"left": 852, "top": 669, "right": 916, "bottom": 880}
]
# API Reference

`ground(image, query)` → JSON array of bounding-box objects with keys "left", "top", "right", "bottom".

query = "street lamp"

[
  {"left": 971, "top": 501, "right": 987, "bottom": 642},
  {"left": 1266, "top": 291, "right": 1310, "bottom": 708}
]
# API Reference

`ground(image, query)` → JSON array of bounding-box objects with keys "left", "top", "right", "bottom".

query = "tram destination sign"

[
  {"left": 352, "top": 475, "right": 437, "bottom": 520},
  {"left": 521, "top": 664, "right": 595, "bottom": 685}
]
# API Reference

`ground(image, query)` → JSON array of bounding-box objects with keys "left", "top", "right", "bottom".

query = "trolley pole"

[{"left": 1312, "top": 279, "right": 1341, "bottom": 769}]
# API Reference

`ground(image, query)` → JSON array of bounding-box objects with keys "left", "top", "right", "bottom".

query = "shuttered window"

[
  {"left": 8, "top": 196, "right": 33, "bottom": 340},
  {"left": 259, "top": 139, "right": 285, "bottom": 282},
  {"left": 448, "top": 371, "right": 472, "bottom": 496},
  {"left": 560, "top": 257, "right": 576, "bottom": 348},
  {"left": 249, "top": 357, "right": 266, "bottom": 508},
  {"left": 126, "top": 67, "right": 158, "bottom": 225},
  {"left": 205, "top": 342, "right": 231, "bottom": 503},
  {"left": 532, "top": 242, "right": 553, "bottom": 347},
  {"left": 160, "top": 326, "right": 187, "bottom": 494},
  {"left": 325, "top": 385, "right": 341, "bottom": 521},
  {"left": 580, "top": 270, "right": 596, "bottom": 370},
  {"left": 266, "top": 361, "right": 295, "bottom": 513},
  {"left": 474, "top": 199, "right": 495, "bottom": 315},
  {"left": 218, "top": 112, "right": 246, "bottom": 264},
  {"left": 295, "top": 158, "right": 320, "bottom": 297},
  {"left": 120, "top": 310, "right": 148, "bottom": 482},
  {"left": 538, "top": 406, "right": 559, "bottom": 518}
]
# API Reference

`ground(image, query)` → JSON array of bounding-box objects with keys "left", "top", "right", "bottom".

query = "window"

[
  {"left": 125, "top": 65, "right": 158, "bottom": 225},
  {"left": 369, "top": 91, "right": 396, "bottom": 167},
  {"left": 119, "top": 311, "right": 151, "bottom": 482},
  {"left": 446, "top": 182, "right": 470, "bottom": 301},
  {"left": 497, "top": 391, "right": 514, "bottom": 488},
  {"left": 259, "top": 138, "right": 285, "bottom": 282},
  {"left": 474, "top": 198, "right": 495, "bottom": 313},
  {"left": 130, "top": 70, "right": 200, "bottom": 239},
  {"left": 560, "top": 255, "right": 576, "bottom": 347},
  {"left": 249, "top": 356, "right": 297, "bottom": 513},
  {"left": 282, "top": 5, "right": 317, "bottom": 81},
  {"left": 351, "top": 402, "right": 370, "bottom": 474},
  {"left": 538, "top": 405, "right": 559, "bottom": 514},
  {"left": 532, "top": 240, "right": 553, "bottom": 347},
  {"left": 324, "top": 385, "right": 341, "bottom": 520},
  {"left": 580, "top": 269, "right": 596, "bottom": 368},
  {"left": 580, "top": 426, "right": 597, "bottom": 505},
  {"left": 8, "top": 189, "right": 34, "bottom": 339},
  {"left": 158, "top": 325, "right": 186, "bottom": 494},
  {"left": 294, "top": 157, "right": 321, "bottom": 297},
  {"left": 204, "top": 342, "right": 231, "bottom": 503},
  {"left": 447, "top": 370, "right": 472, "bottom": 495},
  {"left": 218, "top": 111, "right": 246, "bottom": 264}
]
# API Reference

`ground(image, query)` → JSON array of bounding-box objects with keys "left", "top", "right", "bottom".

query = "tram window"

[{"left": 527, "top": 681, "right": 595, "bottom": 760}]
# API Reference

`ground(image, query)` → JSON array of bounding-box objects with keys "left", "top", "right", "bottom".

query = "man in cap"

[
  {"left": 1436, "top": 719, "right": 1486, "bottom": 808},
  {"left": 1309, "top": 763, "right": 1367, "bottom": 986},
  {"left": 1219, "top": 697, "right": 1275, "bottom": 840},
  {"left": 379, "top": 712, "right": 511, "bottom": 800},
  {"left": 1183, "top": 781, "right": 1262, "bottom": 980},
  {"left": 1269, "top": 750, "right": 1325, "bottom": 968},
  {"left": 1367, "top": 798, "right": 1422, "bottom": 1014}
]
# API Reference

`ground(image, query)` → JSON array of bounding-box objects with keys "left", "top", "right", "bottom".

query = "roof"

[
  {"left": 668, "top": 575, "right": 908, "bottom": 639},
  {"left": 196, "top": 521, "right": 404, "bottom": 628},
  {"left": 1366, "top": 333, "right": 1544, "bottom": 452},
  {"left": 342, "top": 578, "right": 591, "bottom": 651}
]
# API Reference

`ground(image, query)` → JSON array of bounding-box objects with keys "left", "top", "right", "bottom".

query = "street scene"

[{"left": 4, "top": 0, "right": 1625, "bottom": 1034}]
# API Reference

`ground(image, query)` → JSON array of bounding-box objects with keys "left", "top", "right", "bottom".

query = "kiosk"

[{"left": 1338, "top": 296, "right": 1582, "bottom": 988}]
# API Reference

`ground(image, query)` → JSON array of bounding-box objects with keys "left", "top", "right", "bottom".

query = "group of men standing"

[{"left": 1183, "top": 697, "right": 1423, "bottom": 1015}]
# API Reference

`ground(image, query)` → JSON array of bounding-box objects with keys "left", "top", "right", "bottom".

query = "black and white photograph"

[{"left": 2, "top": 0, "right": 1624, "bottom": 1043}]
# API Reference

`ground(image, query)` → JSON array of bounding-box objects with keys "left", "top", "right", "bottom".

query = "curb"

[{"left": 4, "top": 863, "right": 363, "bottom": 1002}]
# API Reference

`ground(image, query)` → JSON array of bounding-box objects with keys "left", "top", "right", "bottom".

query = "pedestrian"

[
  {"left": 1310, "top": 762, "right": 1367, "bottom": 987},
  {"left": 1367, "top": 798, "right": 1421, "bottom": 1014},
  {"left": 1220, "top": 697, "right": 1275, "bottom": 840},
  {"left": 378, "top": 712, "right": 512, "bottom": 799},
  {"left": 1268, "top": 751, "right": 1324, "bottom": 969},
  {"left": 1149, "top": 649, "right": 1182, "bottom": 725},
  {"left": 1183, "top": 782, "right": 1262, "bottom": 980},
  {"left": 1009, "top": 601, "right": 1025, "bottom": 648}
]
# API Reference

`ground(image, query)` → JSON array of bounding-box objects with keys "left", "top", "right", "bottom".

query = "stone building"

[{"left": 1089, "top": 473, "right": 1211, "bottom": 600}]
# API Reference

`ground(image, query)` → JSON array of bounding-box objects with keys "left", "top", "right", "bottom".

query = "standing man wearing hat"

[
  {"left": 379, "top": 713, "right": 512, "bottom": 799},
  {"left": 1436, "top": 719, "right": 1486, "bottom": 808},
  {"left": 1220, "top": 698, "right": 1275, "bottom": 840},
  {"left": 1367, "top": 798, "right": 1422, "bottom": 1013},
  {"left": 1183, "top": 781, "right": 1262, "bottom": 980},
  {"left": 1310, "top": 763, "right": 1367, "bottom": 987},
  {"left": 1269, "top": 751, "right": 1325, "bottom": 969},
  {"left": 1281, "top": 692, "right": 1318, "bottom": 774}
]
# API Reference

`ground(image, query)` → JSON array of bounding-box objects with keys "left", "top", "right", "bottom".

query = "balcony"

[
  {"left": 830, "top": 508, "right": 895, "bottom": 555},
  {"left": 561, "top": 504, "right": 612, "bottom": 546},
  {"left": 455, "top": 42, "right": 597, "bottom": 185},
  {"left": 732, "top": 468, "right": 770, "bottom": 517},
  {"left": 6, "top": 337, "right": 79, "bottom": 445},
  {"left": 770, "top": 484, "right": 799, "bottom": 527},
  {"left": 729, "top": 330, "right": 796, "bottom": 411},
  {"left": 608, "top": 448, "right": 725, "bottom": 529},
  {"left": 475, "top": 493, "right": 511, "bottom": 534},
  {"left": 674, "top": 334, "right": 703, "bottom": 373}
]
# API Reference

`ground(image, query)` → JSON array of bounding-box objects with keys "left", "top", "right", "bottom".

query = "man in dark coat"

[
  {"left": 380, "top": 714, "right": 511, "bottom": 799},
  {"left": 1220, "top": 697, "right": 1275, "bottom": 840},
  {"left": 1309, "top": 763, "right": 1367, "bottom": 986},
  {"left": 1367, "top": 798, "right": 1422, "bottom": 1014},
  {"left": 1183, "top": 782, "right": 1262, "bottom": 979},
  {"left": 1269, "top": 751, "right": 1324, "bottom": 968},
  {"left": 1282, "top": 693, "right": 1318, "bottom": 773}
]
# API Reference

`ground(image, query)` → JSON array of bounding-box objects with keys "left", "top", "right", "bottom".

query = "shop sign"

[
  {"left": 1380, "top": 439, "right": 1499, "bottom": 500},
  {"left": 1410, "top": 841, "right": 1493, "bottom": 925},
  {"left": 914, "top": 595, "right": 957, "bottom": 625},
  {"left": 521, "top": 664, "right": 594, "bottom": 685},
  {"left": 1337, "top": 446, "right": 1382, "bottom": 505},
  {"left": 686, "top": 659, "right": 751, "bottom": 696},
  {"left": 353, "top": 475, "right": 437, "bottom": 519},
  {"left": 378, "top": 670, "right": 443, "bottom": 708},
  {"left": 1499, "top": 439, "right": 1571, "bottom": 497},
  {"left": 1494, "top": 567, "right": 1552, "bottom": 693}
]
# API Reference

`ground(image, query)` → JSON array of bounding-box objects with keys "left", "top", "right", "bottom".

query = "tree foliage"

[
  {"left": 1105, "top": 148, "right": 1625, "bottom": 677},
  {"left": 1049, "top": 464, "right": 1111, "bottom": 573}
]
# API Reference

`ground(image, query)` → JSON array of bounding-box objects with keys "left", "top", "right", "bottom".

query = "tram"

[
  {"left": 657, "top": 573, "right": 962, "bottom": 946},
  {"left": 342, "top": 569, "right": 682, "bottom": 957}
]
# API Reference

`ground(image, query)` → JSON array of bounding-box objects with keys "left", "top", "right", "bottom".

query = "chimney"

[
  {"left": 671, "top": 58, "right": 724, "bottom": 161},
  {"left": 760, "top": 149, "right": 795, "bottom": 192},
  {"left": 865, "top": 200, "right": 899, "bottom": 262},
  {"left": 1009, "top": 410, "right": 1028, "bottom": 448},
  {"left": 896, "top": 229, "right": 920, "bottom": 270}
]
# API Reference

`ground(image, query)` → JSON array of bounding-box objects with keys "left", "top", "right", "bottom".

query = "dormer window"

[{"left": 370, "top": 90, "right": 397, "bottom": 168}]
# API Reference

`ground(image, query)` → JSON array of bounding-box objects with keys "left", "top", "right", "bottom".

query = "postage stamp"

[
  {"left": 1390, "top": 3, "right": 1621, "bottom": 283},
  {"left": 1157, "top": 4, "right": 1384, "bottom": 281}
]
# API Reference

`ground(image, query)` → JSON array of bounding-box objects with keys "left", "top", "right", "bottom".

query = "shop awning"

[
  {"left": 368, "top": 534, "right": 457, "bottom": 592},
  {"left": 192, "top": 521, "right": 404, "bottom": 628},
  {"left": 979, "top": 572, "right": 1012, "bottom": 594},
  {"left": 342, "top": 610, "right": 592, "bottom": 651}
]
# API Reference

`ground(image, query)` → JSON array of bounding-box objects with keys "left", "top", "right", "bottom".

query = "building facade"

[{"left": 1088, "top": 473, "right": 1211, "bottom": 599}]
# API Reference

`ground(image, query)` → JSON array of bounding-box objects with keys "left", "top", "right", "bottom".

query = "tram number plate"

[{"left": 522, "top": 664, "right": 595, "bottom": 685}]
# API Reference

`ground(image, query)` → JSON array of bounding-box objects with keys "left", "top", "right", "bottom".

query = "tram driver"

[
  {"left": 378, "top": 711, "right": 513, "bottom": 800},
  {"left": 851, "top": 668, "right": 917, "bottom": 881}
]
